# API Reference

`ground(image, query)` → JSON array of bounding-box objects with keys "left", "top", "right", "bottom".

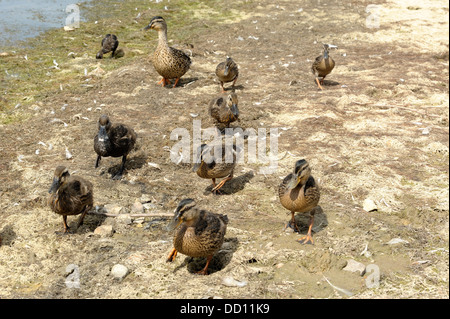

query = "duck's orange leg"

[
  {"left": 284, "top": 212, "right": 300, "bottom": 232},
  {"left": 173, "top": 78, "right": 181, "bottom": 88},
  {"left": 196, "top": 255, "right": 213, "bottom": 275},
  {"left": 211, "top": 175, "right": 233, "bottom": 194},
  {"left": 166, "top": 248, "right": 178, "bottom": 262},
  {"left": 297, "top": 215, "right": 315, "bottom": 245},
  {"left": 315, "top": 78, "right": 323, "bottom": 90},
  {"left": 158, "top": 77, "right": 168, "bottom": 87}
]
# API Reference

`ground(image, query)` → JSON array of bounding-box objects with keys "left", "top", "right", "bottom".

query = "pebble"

[
  {"left": 94, "top": 225, "right": 113, "bottom": 237},
  {"left": 103, "top": 204, "right": 123, "bottom": 215},
  {"left": 222, "top": 276, "right": 248, "bottom": 287},
  {"left": 343, "top": 259, "right": 366, "bottom": 276},
  {"left": 117, "top": 214, "right": 132, "bottom": 225},
  {"left": 111, "top": 264, "right": 129, "bottom": 280},
  {"left": 131, "top": 201, "right": 144, "bottom": 214},
  {"left": 363, "top": 198, "right": 377, "bottom": 212},
  {"left": 387, "top": 238, "right": 409, "bottom": 245}
]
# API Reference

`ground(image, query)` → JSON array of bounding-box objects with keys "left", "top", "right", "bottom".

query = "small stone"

[
  {"left": 103, "top": 204, "right": 123, "bottom": 215},
  {"left": 133, "top": 217, "right": 145, "bottom": 224},
  {"left": 94, "top": 225, "right": 113, "bottom": 237},
  {"left": 140, "top": 194, "right": 152, "bottom": 203},
  {"left": 64, "top": 26, "right": 75, "bottom": 31},
  {"left": 222, "top": 276, "right": 247, "bottom": 287},
  {"left": 343, "top": 259, "right": 366, "bottom": 276},
  {"left": 117, "top": 214, "right": 132, "bottom": 225},
  {"left": 111, "top": 264, "right": 129, "bottom": 280},
  {"left": 131, "top": 201, "right": 144, "bottom": 214},
  {"left": 0, "top": 52, "right": 10, "bottom": 57},
  {"left": 363, "top": 198, "right": 377, "bottom": 212}
]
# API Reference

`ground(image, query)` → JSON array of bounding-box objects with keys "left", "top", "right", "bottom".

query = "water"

[{"left": 0, "top": 0, "right": 88, "bottom": 47}]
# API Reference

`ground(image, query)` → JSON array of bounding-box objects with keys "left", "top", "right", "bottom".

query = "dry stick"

[
  {"left": 88, "top": 211, "right": 173, "bottom": 218},
  {"left": 351, "top": 102, "right": 442, "bottom": 118}
]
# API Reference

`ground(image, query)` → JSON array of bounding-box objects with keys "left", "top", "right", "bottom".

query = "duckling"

[
  {"left": 48, "top": 166, "right": 94, "bottom": 234},
  {"left": 192, "top": 139, "right": 240, "bottom": 194},
  {"left": 278, "top": 159, "right": 320, "bottom": 244},
  {"left": 96, "top": 34, "right": 119, "bottom": 59},
  {"left": 166, "top": 199, "right": 228, "bottom": 275},
  {"left": 209, "top": 92, "right": 239, "bottom": 130},
  {"left": 94, "top": 115, "right": 137, "bottom": 180},
  {"left": 144, "top": 16, "right": 191, "bottom": 88},
  {"left": 215, "top": 57, "right": 239, "bottom": 93},
  {"left": 311, "top": 43, "right": 337, "bottom": 90}
]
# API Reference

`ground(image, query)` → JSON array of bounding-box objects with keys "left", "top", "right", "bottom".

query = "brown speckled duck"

[
  {"left": 278, "top": 159, "right": 320, "bottom": 244},
  {"left": 209, "top": 92, "right": 239, "bottom": 130},
  {"left": 96, "top": 34, "right": 119, "bottom": 59},
  {"left": 193, "top": 139, "right": 240, "bottom": 194},
  {"left": 215, "top": 57, "right": 239, "bottom": 93},
  {"left": 311, "top": 43, "right": 337, "bottom": 90},
  {"left": 144, "top": 16, "right": 191, "bottom": 88},
  {"left": 166, "top": 199, "right": 228, "bottom": 275},
  {"left": 94, "top": 115, "right": 137, "bottom": 180},
  {"left": 48, "top": 166, "right": 94, "bottom": 234}
]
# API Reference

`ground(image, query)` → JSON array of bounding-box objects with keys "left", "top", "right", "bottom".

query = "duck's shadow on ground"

[
  {"left": 173, "top": 237, "right": 240, "bottom": 275},
  {"left": 292, "top": 206, "right": 328, "bottom": 237},
  {"left": 203, "top": 171, "right": 255, "bottom": 196}
]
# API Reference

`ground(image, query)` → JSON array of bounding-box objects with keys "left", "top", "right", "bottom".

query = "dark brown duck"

[
  {"left": 96, "top": 34, "right": 119, "bottom": 59},
  {"left": 48, "top": 166, "right": 94, "bottom": 234},
  {"left": 94, "top": 115, "right": 137, "bottom": 180},
  {"left": 209, "top": 92, "right": 239, "bottom": 130},
  {"left": 166, "top": 199, "right": 228, "bottom": 275},
  {"left": 278, "top": 159, "right": 320, "bottom": 244},
  {"left": 215, "top": 57, "right": 239, "bottom": 93},
  {"left": 193, "top": 139, "right": 240, "bottom": 194},
  {"left": 311, "top": 43, "right": 337, "bottom": 90}
]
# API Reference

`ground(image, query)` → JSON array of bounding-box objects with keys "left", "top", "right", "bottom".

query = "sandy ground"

[{"left": 0, "top": 0, "right": 448, "bottom": 299}]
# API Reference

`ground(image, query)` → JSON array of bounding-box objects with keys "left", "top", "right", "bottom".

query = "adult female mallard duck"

[
  {"left": 192, "top": 139, "right": 240, "bottom": 194},
  {"left": 209, "top": 92, "right": 239, "bottom": 130},
  {"left": 94, "top": 115, "right": 137, "bottom": 180},
  {"left": 311, "top": 43, "right": 337, "bottom": 90},
  {"left": 144, "top": 16, "right": 191, "bottom": 88},
  {"left": 48, "top": 166, "right": 94, "bottom": 234},
  {"left": 278, "top": 159, "right": 320, "bottom": 244},
  {"left": 166, "top": 199, "right": 228, "bottom": 275},
  {"left": 215, "top": 57, "right": 239, "bottom": 93},
  {"left": 96, "top": 34, "right": 119, "bottom": 59}
]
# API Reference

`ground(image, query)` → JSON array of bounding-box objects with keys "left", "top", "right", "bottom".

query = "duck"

[
  {"left": 94, "top": 114, "right": 137, "bottom": 180},
  {"left": 96, "top": 34, "right": 119, "bottom": 59},
  {"left": 192, "top": 139, "right": 240, "bottom": 194},
  {"left": 278, "top": 159, "right": 320, "bottom": 244},
  {"left": 143, "top": 16, "right": 191, "bottom": 88},
  {"left": 209, "top": 92, "right": 239, "bottom": 130},
  {"left": 166, "top": 198, "right": 228, "bottom": 275},
  {"left": 311, "top": 43, "right": 337, "bottom": 90},
  {"left": 48, "top": 166, "right": 94, "bottom": 234},
  {"left": 215, "top": 57, "right": 239, "bottom": 93}
]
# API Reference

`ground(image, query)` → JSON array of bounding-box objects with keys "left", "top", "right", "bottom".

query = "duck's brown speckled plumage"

[
  {"left": 209, "top": 92, "right": 239, "bottom": 130},
  {"left": 166, "top": 199, "right": 228, "bottom": 275},
  {"left": 279, "top": 159, "right": 320, "bottom": 244},
  {"left": 193, "top": 139, "right": 239, "bottom": 194},
  {"left": 311, "top": 44, "right": 337, "bottom": 90},
  {"left": 144, "top": 16, "right": 191, "bottom": 87},
  {"left": 94, "top": 115, "right": 137, "bottom": 179},
  {"left": 96, "top": 34, "right": 119, "bottom": 59},
  {"left": 215, "top": 57, "right": 239, "bottom": 92},
  {"left": 48, "top": 166, "right": 94, "bottom": 233}
]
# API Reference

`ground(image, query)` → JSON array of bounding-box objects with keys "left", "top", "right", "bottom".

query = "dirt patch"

[{"left": 0, "top": 0, "right": 448, "bottom": 298}]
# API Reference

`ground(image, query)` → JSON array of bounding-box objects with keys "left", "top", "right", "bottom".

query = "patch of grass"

[{"left": 0, "top": 0, "right": 252, "bottom": 124}]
